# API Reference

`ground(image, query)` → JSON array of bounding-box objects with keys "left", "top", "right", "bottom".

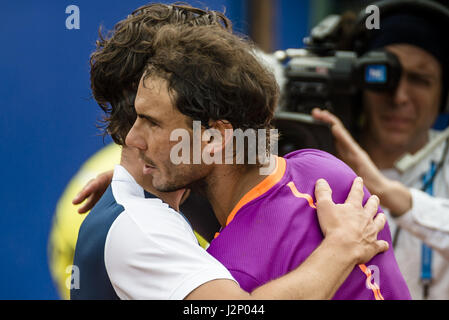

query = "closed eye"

[{"left": 137, "top": 114, "right": 160, "bottom": 127}]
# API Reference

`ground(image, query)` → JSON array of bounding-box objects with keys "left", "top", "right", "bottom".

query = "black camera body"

[{"left": 283, "top": 47, "right": 401, "bottom": 126}]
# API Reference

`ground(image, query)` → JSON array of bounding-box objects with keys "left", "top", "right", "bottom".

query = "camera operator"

[{"left": 312, "top": 1, "right": 449, "bottom": 300}]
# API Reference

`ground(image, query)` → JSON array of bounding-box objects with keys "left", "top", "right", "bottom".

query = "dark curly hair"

[
  {"left": 90, "top": 3, "right": 232, "bottom": 145},
  {"left": 142, "top": 24, "right": 279, "bottom": 159}
]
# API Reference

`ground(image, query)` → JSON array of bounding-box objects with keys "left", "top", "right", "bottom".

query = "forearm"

[
  {"left": 187, "top": 237, "right": 358, "bottom": 300},
  {"left": 249, "top": 236, "right": 357, "bottom": 300}
]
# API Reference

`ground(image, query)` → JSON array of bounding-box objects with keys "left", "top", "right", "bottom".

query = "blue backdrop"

[{"left": 0, "top": 0, "right": 310, "bottom": 299}]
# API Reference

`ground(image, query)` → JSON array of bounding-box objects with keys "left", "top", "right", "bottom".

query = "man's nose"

[
  {"left": 393, "top": 76, "right": 411, "bottom": 108},
  {"left": 125, "top": 123, "right": 146, "bottom": 150}
]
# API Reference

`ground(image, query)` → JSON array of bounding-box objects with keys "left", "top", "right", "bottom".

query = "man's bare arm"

[{"left": 185, "top": 177, "right": 388, "bottom": 300}]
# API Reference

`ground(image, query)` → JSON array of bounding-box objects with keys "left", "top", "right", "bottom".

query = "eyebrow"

[
  {"left": 137, "top": 113, "right": 160, "bottom": 125},
  {"left": 404, "top": 70, "right": 438, "bottom": 81}
]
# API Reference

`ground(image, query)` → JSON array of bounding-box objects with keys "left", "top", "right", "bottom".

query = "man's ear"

[{"left": 202, "top": 120, "right": 234, "bottom": 163}]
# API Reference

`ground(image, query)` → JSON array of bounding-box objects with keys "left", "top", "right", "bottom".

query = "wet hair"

[
  {"left": 142, "top": 24, "right": 279, "bottom": 136},
  {"left": 90, "top": 3, "right": 232, "bottom": 145}
]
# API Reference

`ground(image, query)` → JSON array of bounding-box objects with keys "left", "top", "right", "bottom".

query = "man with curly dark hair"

[{"left": 91, "top": 3, "right": 232, "bottom": 145}]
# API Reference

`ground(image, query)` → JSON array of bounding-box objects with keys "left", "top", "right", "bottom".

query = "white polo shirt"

[{"left": 71, "top": 165, "right": 235, "bottom": 300}]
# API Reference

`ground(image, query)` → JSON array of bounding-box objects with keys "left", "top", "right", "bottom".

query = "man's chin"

[
  {"left": 378, "top": 133, "right": 414, "bottom": 153},
  {"left": 152, "top": 180, "right": 186, "bottom": 193}
]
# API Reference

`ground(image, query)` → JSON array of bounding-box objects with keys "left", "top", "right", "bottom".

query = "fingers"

[
  {"left": 345, "top": 177, "right": 364, "bottom": 206},
  {"left": 72, "top": 179, "right": 97, "bottom": 205},
  {"left": 363, "top": 239, "right": 389, "bottom": 263},
  {"left": 356, "top": 214, "right": 389, "bottom": 263},
  {"left": 375, "top": 240, "right": 389, "bottom": 254},
  {"left": 314, "top": 178, "right": 334, "bottom": 208},
  {"left": 72, "top": 170, "right": 113, "bottom": 214},
  {"left": 370, "top": 213, "right": 388, "bottom": 255},
  {"left": 364, "top": 195, "right": 380, "bottom": 219},
  {"left": 72, "top": 190, "right": 86, "bottom": 205},
  {"left": 373, "top": 213, "right": 387, "bottom": 234},
  {"left": 77, "top": 193, "right": 100, "bottom": 214},
  {"left": 311, "top": 108, "right": 340, "bottom": 126},
  {"left": 72, "top": 178, "right": 102, "bottom": 214}
]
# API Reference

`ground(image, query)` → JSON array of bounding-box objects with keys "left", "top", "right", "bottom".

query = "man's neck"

[{"left": 204, "top": 159, "right": 276, "bottom": 227}]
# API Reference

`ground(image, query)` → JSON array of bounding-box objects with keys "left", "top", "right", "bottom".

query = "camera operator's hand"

[{"left": 312, "top": 108, "right": 412, "bottom": 217}]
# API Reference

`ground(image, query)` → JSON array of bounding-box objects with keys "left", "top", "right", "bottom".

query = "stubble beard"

[{"left": 152, "top": 164, "right": 209, "bottom": 194}]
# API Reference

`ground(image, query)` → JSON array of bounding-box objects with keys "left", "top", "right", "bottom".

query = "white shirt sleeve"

[
  {"left": 395, "top": 188, "right": 449, "bottom": 260},
  {"left": 104, "top": 203, "right": 236, "bottom": 300}
]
